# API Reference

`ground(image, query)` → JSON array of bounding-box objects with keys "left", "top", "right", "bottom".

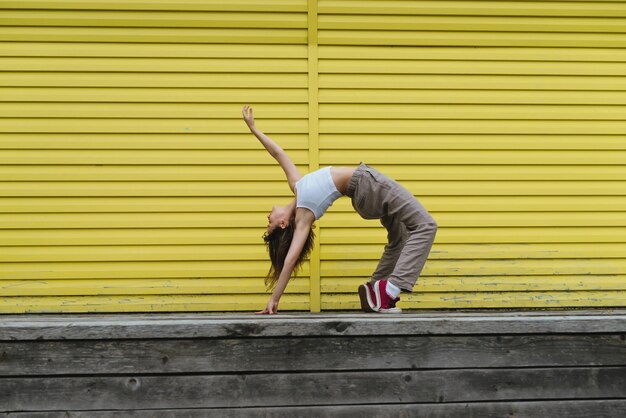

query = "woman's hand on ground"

[
  {"left": 256, "top": 295, "right": 279, "bottom": 315},
  {"left": 242, "top": 105, "right": 255, "bottom": 129}
]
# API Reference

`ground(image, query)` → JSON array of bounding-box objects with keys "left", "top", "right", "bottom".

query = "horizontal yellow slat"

[
  {"left": 0, "top": 244, "right": 270, "bottom": 262},
  {"left": 319, "top": 90, "right": 626, "bottom": 105},
  {"left": 322, "top": 276, "right": 626, "bottom": 293},
  {"left": 0, "top": 228, "right": 276, "bottom": 246},
  {"left": 319, "top": 74, "right": 626, "bottom": 90},
  {"left": 319, "top": 30, "right": 626, "bottom": 48},
  {"left": 319, "top": 135, "right": 626, "bottom": 151},
  {"left": 3, "top": 276, "right": 625, "bottom": 298},
  {"left": 0, "top": 294, "right": 310, "bottom": 314},
  {"left": 319, "top": 104, "right": 626, "bottom": 120},
  {"left": 2, "top": 243, "right": 625, "bottom": 264},
  {"left": 322, "top": 243, "right": 626, "bottom": 260},
  {"left": 0, "top": 213, "right": 276, "bottom": 229},
  {"left": 0, "top": 118, "right": 306, "bottom": 133},
  {"left": 320, "top": 59, "right": 626, "bottom": 76},
  {"left": 3, "top": 180, "right": 626, "bottom": 197},
  {"left": 320, "top": 212, "right": 626, "bottom": 228},
  {"left": 318, "top": 15, "right": 626, "bottom": 33},
  {"left": 318, "top": 46, "right": 626, "bottom": 62},
  {"left": 0, "top": 260, "right": 308, "bottom": 280},
  {"left": 321, "top": 259, "right": 626, "bottom": 277},
  {"left": 0, "top": 235, "right": 625, "bottom": 260},
  {"left": 2, "top": 164, "right": 625, "bottom": 182},
  {"left": 319, "top": 120, "right": 626, "bottom": 135},
  {"left": 321, "top": 291, "right": 626, "bottom": 310},
  {"left": 0, "top": 165, "right": 310, "bottom": 182},
  {"left": 2, "top": 10, "right": 308, "bottom": 28},
  {"left": 0, "top": 42, "right": 309, "bottom": 58},
  {"left": 0, "top": 278, "right": 308, "bottom": 296},
  {"left": 4, "top": 134, "right": 625, "bottom": 152},
  {"left": 318, "top": 1, "right": 626, "bottom": 17},
  {"left": 333, "top": 196, "right": 626, "bottom": 212},
  {"left": 4, "top": 196, "right": 626, "bottom": 213},
  {"left": 1, "top": 180, "right": 624, "bottom": 197},
  {"left": 0, "top": 150, "right": 308, "bottom": 165},
  {"left": 6, "top": 0, "right": 623, "bottom": 17},
  {"left": 0, "top": 27, "right": 308, "bottom": 44},
  {"left": 0, "top": 103, "right": 309, "bottom": 119},
  {"left": 0, "top": 181, "right": 301, "bottom": 197},
  {"left": 321, "top": 150, "right": 626, "bottom": 165},
  {"left": 0, "top": 134, "right": 308, "bottom": 150},
  {"left": 0, "top": 88, "right": 308, "bottom": 103},
  {"left": 0, "top": 197, "right": 290, "bottom": 213},
  {"left": 0, "top": 57, "right": 308, "bottom": 73},
  {"left": 4, "top": 42, "right": 620, "bottom": 63},
  {"left": 3, "top": 243, "right": 624, "bottom": 263},
  {"left": 1, "top": 1, "right": 308, "bottom": 13},
  {"left": 0, "top": 72, "right": 308, "bottom": 88},
  {"left": 321, "top": 227, "right": 626, "bottom": 244}
]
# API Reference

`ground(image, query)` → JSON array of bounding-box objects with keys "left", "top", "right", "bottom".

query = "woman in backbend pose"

[{"left": 243, "top": 105, "right": 438, "bottom": 315}]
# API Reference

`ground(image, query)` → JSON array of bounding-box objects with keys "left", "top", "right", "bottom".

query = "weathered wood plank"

[
  {"left": 1, "top": 334, "right": 625, "bottom": 376},
  {"left": 2, "top": 367, "right": 624, "bottom": 410},
  {"left": 2, "top": 311, "right": 626, "bottom": 340},
  {"left": 3, "top": 399, "right": 626, "bottom": 418}
]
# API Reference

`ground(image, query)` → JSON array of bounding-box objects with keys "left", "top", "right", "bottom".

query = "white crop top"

[{"left": 295, "top": 166, "right": 343, "bottom": 220}]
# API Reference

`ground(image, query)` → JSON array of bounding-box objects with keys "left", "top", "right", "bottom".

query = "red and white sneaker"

[
  {"left": 358, "top": 279, "right": 402, "bottom": 313},
  {"left": 373, "top": 279, "right": 402, "bottom": 314},
  {"left": 358, "top": 282, "right": 377, "bottom": 312}
]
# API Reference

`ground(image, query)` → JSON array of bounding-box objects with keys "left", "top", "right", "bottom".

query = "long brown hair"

[{"left": 262, "top": 223, "right": 315, "bottom": 291}]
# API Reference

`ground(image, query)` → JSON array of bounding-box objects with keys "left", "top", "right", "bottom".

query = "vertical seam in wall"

[{"left": 307, "top": 0, "right": 321, "bottom": 312}]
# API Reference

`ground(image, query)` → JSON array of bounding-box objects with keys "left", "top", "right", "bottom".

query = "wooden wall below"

[{"left": 1, "top": 311, "right": 625, "bottom": 417}]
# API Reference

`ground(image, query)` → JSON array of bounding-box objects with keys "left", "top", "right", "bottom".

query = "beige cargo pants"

[{"left": 345, "top": 162, "right": 438, "bottom": 291}]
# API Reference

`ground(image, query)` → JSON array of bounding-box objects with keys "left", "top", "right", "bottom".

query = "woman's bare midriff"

[{"left": 330, "top": 166, "right": 357, "bottom": 195}]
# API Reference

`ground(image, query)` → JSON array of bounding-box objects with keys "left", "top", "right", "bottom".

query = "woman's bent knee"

[
  {"left": 406, "top": 221, "right": 437, "bottom": 236},
  {"left": 421, "top": 221, "right": 438, "bottom": 239}
]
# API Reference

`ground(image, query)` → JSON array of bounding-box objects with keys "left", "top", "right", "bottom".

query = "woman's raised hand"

[{"left": 242, "top": 105, "right": 255, "bottom": 129}]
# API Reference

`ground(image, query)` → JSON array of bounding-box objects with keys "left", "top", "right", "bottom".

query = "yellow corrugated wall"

[{"left": 1, "top": 0, "right": 625, "bottom": 313}]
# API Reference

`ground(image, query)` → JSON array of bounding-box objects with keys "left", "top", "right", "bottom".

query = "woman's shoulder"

[{"left": 294, "top": 207, "right": 316, "bottom": 225}]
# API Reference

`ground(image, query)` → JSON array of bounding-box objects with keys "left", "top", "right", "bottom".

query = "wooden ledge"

[{"left": 1, "top": 310, "right": 625, "bottom": 340}]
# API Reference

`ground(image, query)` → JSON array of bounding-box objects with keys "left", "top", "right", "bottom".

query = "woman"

[{"left": 243, "top": 105, "right": 438, "bottom": 315}]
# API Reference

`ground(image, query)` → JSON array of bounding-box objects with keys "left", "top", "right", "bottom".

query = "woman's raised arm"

[{"left": 243, "top": 105, "right": 301, "bottom": 193}]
